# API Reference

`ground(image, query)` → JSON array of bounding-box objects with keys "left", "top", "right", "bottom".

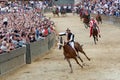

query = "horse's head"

[{"left": 57, "top": 36, "right": 64, "bottom": 50}]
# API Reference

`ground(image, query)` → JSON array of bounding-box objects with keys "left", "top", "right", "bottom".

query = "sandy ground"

[{"left": 1, "top": 13, "right": 120, "bottom": 80}]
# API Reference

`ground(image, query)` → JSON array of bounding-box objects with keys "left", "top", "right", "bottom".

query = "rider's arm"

[{"left": 89, "top": 21, "right": 93, "bottom": 28}]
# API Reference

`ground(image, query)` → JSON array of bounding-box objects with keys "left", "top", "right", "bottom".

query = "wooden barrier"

[
  {"left": 26, "top": 33, "right": 56, "bottom": 63},
  {"left": 0, "top": 47, "right": 26, "bottom": 75},
  {"left": 0, "top": 33, "right": 56, "bottom": 76},
  {"left": 91, "top": 14, "right": 120, "bottom": 26}
]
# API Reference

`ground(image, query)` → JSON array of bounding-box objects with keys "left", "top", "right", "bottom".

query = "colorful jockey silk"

[{"left": 89, "top": 19, "right": 100, "bottom": 37}]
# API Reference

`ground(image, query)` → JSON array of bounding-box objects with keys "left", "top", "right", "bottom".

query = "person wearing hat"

[{"left": 66, "top": 28, "right": 75, "bottom": 51}]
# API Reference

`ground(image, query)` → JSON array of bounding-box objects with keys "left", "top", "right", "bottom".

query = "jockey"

[
  {"left": 83, "top": 10, "right": 90, "bottom": 29},
  {"left": 96, "top": 11, "right": 102, "bottom": 24},
  {"left": 52, "top": 6, "right": 56, "bottom": 12},
  {"left": 66, "top": 28, "right": 75, "bottom": 50},
  {"left": 89, "top": 17, "right": 100, "bottom": 37}
]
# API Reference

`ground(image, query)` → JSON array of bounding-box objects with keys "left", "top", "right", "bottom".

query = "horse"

[
  {"left": 92, "top": 25, "right": 99, "bottom": 44},
  {"left": 58, "top": 36, "right": 90, "bottom": 73},
  {"left": 96, "top": 12, "right": 102, "bottom": 24},
  {"left": 80, "top": 10, "right": 90, "bottom": 28},
  {"left": 52, "top": 7, "right": 59, "bottom": 17},
  {"left": 60, "top": 7, "right": 66, "bottom": 17},
  {"left": 96, "top": 14, "right": 102, "bottom": 24},
  {"left": 79, "top": 8, "right": 84, "bottom": 20}
]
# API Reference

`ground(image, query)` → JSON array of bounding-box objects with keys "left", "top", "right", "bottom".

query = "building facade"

[
  {"left": 74, "top": 0, "right": 82, "bottom": 4},
  {"left": 52, "top": 0, "right": 74, "bottom": 5}
]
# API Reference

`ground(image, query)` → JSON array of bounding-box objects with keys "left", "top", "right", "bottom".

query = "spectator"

[
  {"left": 0, "top": 1, "right": 56, "bottom": 54},
  {"left": 3, "top": 17, "right": 8, "bottom": 28},
  {"left": 75, "top": 0, "right": 120, "bottom": 17}
]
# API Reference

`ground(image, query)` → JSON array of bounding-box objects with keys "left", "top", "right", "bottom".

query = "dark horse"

[
  {"left": 79, "top": 8, "right": 84, "bottom": 20},
  {"left": 80, "top": 10, "right": 90, "bottom": 28},
  {"left": 96, "top": 12, "right": 102, "bottom": 24},
  {"left": 58, "top": 36, "right": 90, "bottom": 73},
  {"left": 60, "top": 6, "right": 66, "bottom": 16},
  {"left": 92, "top": 25, "right": 99, "bottom": 44},
  {"left": 52, "top": 7, "right": 59, "bottom": 17}
]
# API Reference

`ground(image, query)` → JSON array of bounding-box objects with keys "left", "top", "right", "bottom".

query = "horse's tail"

[
  {"left": 75, "top": 42, "right": 84, "bottom": 50},
  {"left": 75, "top": 42, "right": 83, "bottom": 46},
  {"left": 75, "top": 42, "right": 85, "bottom": 53}
]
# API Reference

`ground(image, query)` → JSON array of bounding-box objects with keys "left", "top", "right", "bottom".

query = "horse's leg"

[
  {"left": 101, "top": 20, "right": 102, "bottom": 24},
  {"left": 87, "top": 23, "right": 89, "bottom": 28},
  {"left": 57, "top": 13, "right": 59, "bottom": 17},
  {"left": 96, "top": 31, "right": 99, "bottom": 41},
  {"left": 93, "top": 35, "right": 96, "bottom": 44},
  {"left": 53, "top": 13, "right": 55, "bottom": 17},
  {"left": 76, "top": 53, "right": 86, "bottom": 66},
  {"left": 79, "top": 49, "right": 90, "bottom": 61},
  {"left": 75, "top": 43, "right": 90, "bottom": 61},
  {"left": 80, "top": 16, "right": 82, "bottom": 20},
  {"left": 76, "top": 52, "right": 83, "bottom": 63},
  {"left": 74, "top": 57, "right": 83, "bottom": 68},
  {"left": 84, "top": 23, "right": 88, "bottom": 29},
  {"left": 96, "top": 35, "right": 98, "bottom": 41},
  {"left": 66, "top": 59, "right": 73, "bottom": 73},
  {"left": 80, "top": 17, "right": 82, "bottom": 21}
]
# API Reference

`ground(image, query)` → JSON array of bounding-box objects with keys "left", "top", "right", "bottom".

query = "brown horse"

[
  {"left": 80, "top": 10, "right": 90, "bottom": 28},
  {"left": 58, "top": 36, "right": 90, "bottom": 73},
  {"left": 83, "top": 14, "right": 90, "bottom": 28},
  {"left": 60, "top": 7, "right": 66, "bottom": 17},
  {"left": 74, "top": 42, "right": 90, "bottom": 61},
  {"left": 79, "top": 10, "right": 84, "bottom": 20},
  {"left": 96, "top": 13, "right": 102, "bottom": 24},
  {"left": 52, "top": 7, "right": 59, "bottom": 17},
  {"left": 92, "top": 26, "right": 99, "bottom": 44}
]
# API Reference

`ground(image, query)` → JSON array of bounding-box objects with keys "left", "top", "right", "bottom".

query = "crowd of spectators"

[
  {"left": 0, "top": 1, "right": 56, "bottom": 54},
  {"left": 74, "top": 0, "right": 120, "bottom": 17},
  {"left": 0, "top": 0, "right": 50, "bottom": 14}
]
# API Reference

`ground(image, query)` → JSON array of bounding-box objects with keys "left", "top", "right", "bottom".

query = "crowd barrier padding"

[
  {"left": 26, "top": 33, "right": 56, "bottom": 63},
  {"left": 30, "top": 38, "right": 49, "bottom": 62},
  {"left": 0, "top": 47, "right": 26, "bottom": 75},
  {"left": 0, "top": 33, "right": 56, "bottom": 76},
  {"left": 91, "top": 14, "right": 120, "bottom": 25}
]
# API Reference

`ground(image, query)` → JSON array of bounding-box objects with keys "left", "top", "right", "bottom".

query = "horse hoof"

[
  {"left": 88, "top": 58, "right": 91, "bottom": 61},
  {"left": 81, "top": 65, "right": 83, "bottom": 68},
  {"left": 70, "top": 71, "right": 73, "bottom": 73},
  {"left": 82, "top": 63, "right": 86, "bottom": 66},
  {"left": 82, "top": 63, "right": 89, "bottom": 66}
]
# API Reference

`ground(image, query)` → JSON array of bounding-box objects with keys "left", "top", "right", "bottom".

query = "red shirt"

[{"left": 43, "top": 29, "right": 48, "bottom": 36}]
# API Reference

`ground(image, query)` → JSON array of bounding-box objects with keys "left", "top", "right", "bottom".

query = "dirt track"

[{"left": 2, "top": 13, "right": 120, "bottom": 80}]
